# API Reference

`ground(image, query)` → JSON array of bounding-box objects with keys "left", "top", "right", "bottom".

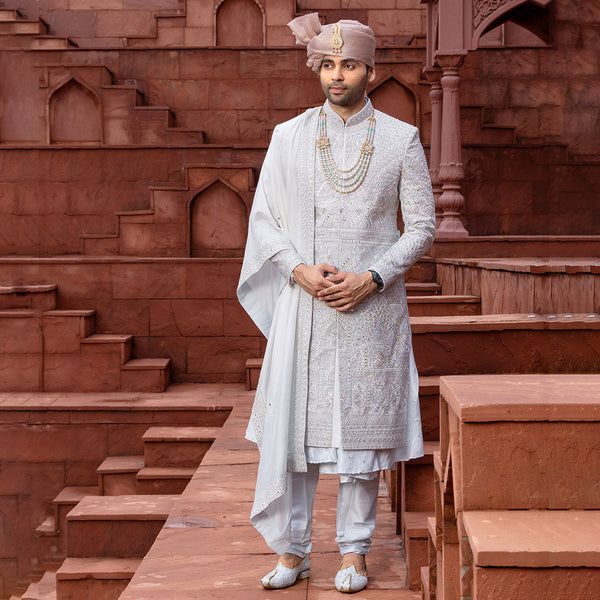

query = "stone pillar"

[
  {"left": 436, "top": 52, "right": 469, "bottom": 237},
  {"left": 424, "top": 66, "right": 443, "bottom": 228}
]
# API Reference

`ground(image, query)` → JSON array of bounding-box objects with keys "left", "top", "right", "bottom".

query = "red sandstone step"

[
  {"left": 0, "top": 9, "right": 22, "bottom": 21},
  {"left": 31, "top": 37, "right": 77, "bottom": 50},
  {"left": 56, "top": 557, "right": 141, "bottom": 600},
  {"left": 412, "top": 313, "right": 600, "bottom": 376},
  {"left": 440, "top": 374, "right": 600, "bottom": 511},
  {"left": 97, "top": 456, "right": 145, "bottom": 496},
  {"left": 0, "top": 19, "right": 47, "bottom": 35},
  {"left": 42, "top": 311, "right": 96, "bottom": 354},
  {"left": 136, "top": 466, "right": 196, "bottom": 495},
  {"left": 0, "top": 284, "right": 57, "bottom": 310},
  {"left": 420, "top": 566, "right": 430, "bottom": 600},
  {"left": 80, "top": 334, "right": 132, "bottom": 363},
  {"left": 403, "top": 511, "right": 435, "bottom": 591},
  {"left": 405, "top": 257, "right": 436, "bottom": 283},
  {"left": 66, "top": 495, "right": 177, "bottom": 558},
  {"left": 406, "top": 282, "right": 441, "bottom": 296},
  {"left": 407, "top": 295, "right": 481, "bottom": 316},
  {"left": 21, "top": 570, "right": 56, "bottom": 600},
  {"left": 35, "top": 516, "right": 58, "bottom": 538},
  {"left": 461, "top": 510, "right": 600, "bottom": 600},
  {"left": 142, "top": 426, "right": 220, "bottom": 468},
  {"left": 53, "top": 486, "right": 99, "bottom": 534},
  {"left": 121, "top": 358, "right": 171, "bottom": 393}
]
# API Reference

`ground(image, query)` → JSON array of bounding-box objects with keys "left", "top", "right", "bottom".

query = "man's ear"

[{"left": 368, "top": 68, "right": 376, "bottom": 83}]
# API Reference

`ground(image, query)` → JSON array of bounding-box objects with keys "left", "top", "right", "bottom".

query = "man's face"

[{"left": 319, "top": 56, "right": 372, "bottom": 109}]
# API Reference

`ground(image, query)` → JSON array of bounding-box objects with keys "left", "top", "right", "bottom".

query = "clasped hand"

[{"left": 292, "top": 263, "right": 377, "bottom": 312}]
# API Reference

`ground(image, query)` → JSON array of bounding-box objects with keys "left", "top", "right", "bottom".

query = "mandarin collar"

[{"left": 322, "top": 97, "right": 374, "bottom": 128}]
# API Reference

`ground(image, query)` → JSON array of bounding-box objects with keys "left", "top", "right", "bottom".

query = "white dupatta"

[{"left": 237, "top": 109, "right": 318, "bottom": 553}]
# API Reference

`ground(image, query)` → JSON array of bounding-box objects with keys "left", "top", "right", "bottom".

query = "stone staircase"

[
  {"left": 0, "top": 8, "right": 77, "bottom": 49},
  {"left": 0, "top": 284, "right": 170, "bottom": 392},
  {"left": 21, "top": 424, "right": 220, "bottom": 599},
  {"left": 80, "top": 164, "right": 256, "bottom": 257},
  {"left": 242, "top": 254, "right": 600, "bottom": 594},
  {"left": 423, "top": 374, "right": 600, "bottom": 600}
]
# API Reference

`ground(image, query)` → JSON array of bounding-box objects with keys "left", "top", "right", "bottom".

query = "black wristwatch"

[{"left": 368, "top": 269, "right": 384, "bottom": 290}]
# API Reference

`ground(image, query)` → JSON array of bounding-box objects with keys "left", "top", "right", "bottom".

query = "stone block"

[
  {"left": 43, "top": 352, "right": 121, "bottom": 392},
  {"left": 297, "top": 0, "right": 341, "bottom": 7},
  {"left": 70, "top": 0, "right": 123, "bottom": 8},
  {"left": 149, "top": 300, "right": 224, "bottom": 337},
  {"left": 66, "top": 495, "right": 177, "bottom": 557},
  {"left": 107, "top": 425, "right": 153, "bottom": 455},
  {"left": 185, "top": 1, "right": 215, "bottom": 28},
  {"left": 368, "top": 8, "right": 424, "bottom": 36},
  {"left": 184, "top": 26, "right": 212, "bottom": 46},
  {"left": 136, "top": 467, "right": 195, "bottom": 495},
  {"left": 130, "top": 337, "right": 187, "bottom": 381},
  {"left": 266, "top": 25, "right": 295, "bottom": 46},
  {"left": 268, "top": 77, "right": 323, "bottom": 110},
  {"left": 112, "top": 263, "right": 187, "bottom": 300},
  {"left": 56, "top": 576, "right": 130, "bottom": 600},
  {"left": 179, "top": 50, "right": 240, "bottom": 80},
  {"left": 208, "top": 79, "right": 269, "bottom": 111},
  {"left": 95, "top": 300, "right": 150, "bottom": 337},
  {"left": 144, "top": 438, "right": 213, "bottom": 468},
  {"left": 458, "top": 421, "right": 600, "bottom": 510},
  {"left": 121, "top": 362, "right": 169, "bottom": 393},
  {"left": 0, "top": 354, "right": 41, "bottom": 391},
  {"left": 97, "top": 455, "right": 144, "bottom": 496},
  {"left": 119, "top": 223, "right": 188, "bottom": 257},
  {"left": 223, "top": 299, "right": 260, "bottom": 337},
  {"left": 342, "top": 0, "right": 396, "bottom": 7},
  {"left": 402, "top": 463, "right": 435, "bottom": 513},
  {"left": 0, "top": 315, "right": 42, "bottom": 353},
  {"left": 96, "top": 10, "right": 156, "bottom": 38},
  {"left": 49, "top": 10, "right": 97, "bottom": 39},
  {"left": 474, "top": 566, "right": 600, "bottom": 600},
  {"left": 186, "top": 262, "right": 241, "bottom": 300},
  {"left": 0, "top": 424, "right": 107, "bottom": 462},
  {"left": 148, "top": 79, "right": 209, "bottom": 111},
  {"left": 151, "top": 190, "right": 187, "bottom": 224},
  {"left": 187, "top": 337, "right": 262, "bottom": 375},
  {"left": 125, "top": 0, "right": 178, "bottom": 8},
  {"left": 42, "top": 313, "right": 93, "bottom": 354}
]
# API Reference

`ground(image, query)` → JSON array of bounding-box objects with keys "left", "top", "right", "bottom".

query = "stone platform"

[{"left": 117, "top": 385, "right": 420, "bottom": 599}]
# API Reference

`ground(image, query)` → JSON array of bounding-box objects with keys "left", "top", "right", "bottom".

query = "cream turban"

[{"left": 288, "top": 12, "right": 376, "bottom": 73}]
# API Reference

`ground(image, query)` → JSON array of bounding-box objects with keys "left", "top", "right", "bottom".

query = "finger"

[{"left": 319, "top": 263, "right": 339, "bottom": 275}]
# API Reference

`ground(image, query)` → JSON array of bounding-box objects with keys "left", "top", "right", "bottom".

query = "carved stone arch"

[
  {"left": 214, "top": 0, "right": 265, "bottom": 46},
  {"left": 48, "top": 77, "right": 102, "bottom": 144},
  {"left": 189, "top": 179, "right": 248, "bottom": 257},
  {"left": 472, "top": 0, "right": 553, "bottom": 48},
  {"left": 369, "top": 77, "right": 419, "bottom": 126}
]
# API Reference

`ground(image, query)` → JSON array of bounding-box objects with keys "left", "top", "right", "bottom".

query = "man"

[{"left": 237, "top": 12, "right": 435, "bottom": 593}]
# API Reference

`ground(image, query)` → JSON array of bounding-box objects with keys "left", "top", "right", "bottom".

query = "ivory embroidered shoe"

[
  {"left": 335, "top": 564, "right": 368, "bottom": 593},
  {"left": 261, "top": 555, "right": 310, "bottom": 589}
]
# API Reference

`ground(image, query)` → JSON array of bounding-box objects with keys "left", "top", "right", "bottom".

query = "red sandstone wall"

[{"left": 0, "top": 0, "right": 598, "bottom": 386}]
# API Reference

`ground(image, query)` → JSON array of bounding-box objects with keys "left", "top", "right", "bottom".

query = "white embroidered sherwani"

[{"left": 238, "top": 98, "right": 435, "bottom": 553}]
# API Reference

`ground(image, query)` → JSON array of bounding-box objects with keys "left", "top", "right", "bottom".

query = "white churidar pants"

[{"left": 287, "top": 464, "right": 380, "bottom": 557}]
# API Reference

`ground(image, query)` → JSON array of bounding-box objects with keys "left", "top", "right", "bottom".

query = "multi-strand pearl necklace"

[{"left": 317, "top": 108, "right": 376, "bottom": 194}]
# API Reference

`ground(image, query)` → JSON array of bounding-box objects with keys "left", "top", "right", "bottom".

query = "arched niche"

[
  {"left": 49, "top": 79, "right": 101, "bottom": 144},
  {"left": 190, "top": 180, "right": 248, "bottom": 258},
  {"left": 474, "top": 1, "right": 552, "bottom": 48},
  {"left": 215, "top": 0, "right": 264, "bottom": 46},
  {"left": 369, "top": 78, "right": 417, "bottom": 126}
]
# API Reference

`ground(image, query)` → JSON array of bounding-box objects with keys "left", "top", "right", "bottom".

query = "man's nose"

[{"left": 331, "top": 66, "right": 344, "bottom": 80}]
